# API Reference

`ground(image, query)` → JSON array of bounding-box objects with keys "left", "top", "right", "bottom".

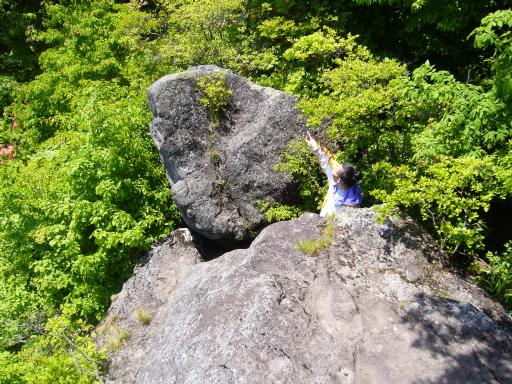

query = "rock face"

[
  {"left": 102, "top": 209, "right": 512, "bottom": 383},
  {"left": 148, "top": 65, "right": 305, "bottom": 242},
  {"left": 96, "top": 229, "right": 203, "bottom": 383}
]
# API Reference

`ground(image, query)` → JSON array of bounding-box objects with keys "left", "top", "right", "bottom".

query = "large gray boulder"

[
  {"left": 148, "top": 65, "right": 305, "bottom": 242},
  {"left": 102, "top": 209, "right": 512, "bottom": 383}
]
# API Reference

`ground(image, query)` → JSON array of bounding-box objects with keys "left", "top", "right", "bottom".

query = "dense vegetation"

[{"left": 1, "top": 0, "right": 511, "bottom": 382}]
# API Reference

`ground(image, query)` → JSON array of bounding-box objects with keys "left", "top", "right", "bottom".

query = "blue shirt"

[{"left": 333, "top": 183, "right": 363, "bottom": 208}]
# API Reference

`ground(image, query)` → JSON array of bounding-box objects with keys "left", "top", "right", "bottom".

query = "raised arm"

[{"left": 305, "top": 132, "right": 337, "bottom": 177}]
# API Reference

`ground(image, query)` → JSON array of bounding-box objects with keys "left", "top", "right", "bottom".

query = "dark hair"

[{"left": 334, "top": 163, "right": 362, "bottom": 187}]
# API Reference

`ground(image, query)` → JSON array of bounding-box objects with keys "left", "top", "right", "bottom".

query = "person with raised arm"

[{"left": 305, "top": 132, "right": 362, "bottom": 216}]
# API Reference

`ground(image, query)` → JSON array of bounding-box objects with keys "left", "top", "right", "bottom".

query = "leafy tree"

[
  {"left": 1, "top": 0, "right": 183, "bottom": 152},
  {"left": 395, "top": 62, "right": 511, "bottom": 160},
  {"left": 0, "top": 1, "right": 182, "bottom": 381},
  {"left": 372, "top": 154, "right": 511, "bottom": 256},
  {"left": 246, "top": 0, "right": 512, "bottom": 79},
  {"left": 298, "top": 35, "right": 409, "bottom": 169},
  {"left": 273, "top": 7, "right": 512, "bottom": 310},
  {"left": 274, "top": 31, "right": 411, "bottom": 208},
  {"left": 0, "top": 94, "right": 181, "bottom": 339},
  {"left": 0, "top": 0, "right": 43, "bottom": 82},
  {"left": 369, "top": 11, "right": 512, "bottom": 309},
  {"left": 471, "top": 9, "right": 512, "bottom": 104},
  {"left": 156, "top": 0, "right": 246, "bottom": 68}
]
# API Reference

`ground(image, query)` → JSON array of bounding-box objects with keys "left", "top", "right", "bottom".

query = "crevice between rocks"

[{"left": 189, "top": 228, "right": 252, "bottom": 261}]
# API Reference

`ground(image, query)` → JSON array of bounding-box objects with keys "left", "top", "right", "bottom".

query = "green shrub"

[
  {"left": 0, "top": 2, "right": 183, "bottom": 379},
  {"left": 0, "top": 315, "right": 106, "bottom": 384},
  {"left": 372, "top": 155, "right": 509, "bottom": 256},
  {"left": 477, "top": 242, "right": 512, "bottom": 312},
  {"left": 196, "top": 73, "right": 233, "bottom": 124},
  {"left": 257, "top": 201, "right": 303, "bottom": 223},
  {"left": 274, "top": 137, "right": 326, "bottom": 213}
]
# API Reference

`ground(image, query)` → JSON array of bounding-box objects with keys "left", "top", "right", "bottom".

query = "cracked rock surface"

[
  {"left": 96, "top": 229, "right": 203, "bottom": 383},
  {"left": 148, "top": 65, "right": 305, "bottom": 242},
  {"left": 102, "top": 209, "right": 512, "bottom": 383}
]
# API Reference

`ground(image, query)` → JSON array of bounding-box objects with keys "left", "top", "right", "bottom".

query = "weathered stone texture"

[
  {"left": 148, "top": 65, "right": 305, "bottom": 242},
  {"left": 103, "top": 209, "right": 512, "bottom": 384},
  {"left": 96, "top": 228, "right": 203, "bottom": 383}
]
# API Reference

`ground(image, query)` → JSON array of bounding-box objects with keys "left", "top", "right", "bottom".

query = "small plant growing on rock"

[
  {"left": 297, "top": 215, "right": 334, "bottom": 256},
  {"left": 134, "top": 307, "right": 152, "bottom": 326},
  {"left": 196, "top": 72, "right": 232, "bottom": 127},
  {"left": 208, "top": 147, "right": 221, "bottom": 166},
  {"left": 198, "top": 74, "right": 231, "bottom": 167},
  {"left": 257, "top": 200, "right": 302, "bottom": 223},
  {"left": 213, "top": 178, "right": 230, "bottom": 193},
  {"left": 97, "top": 315, "right": 130, "bottom": 352}
]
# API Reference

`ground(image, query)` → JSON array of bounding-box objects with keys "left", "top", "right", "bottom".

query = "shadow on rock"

[{"left": 402, "top": 293, "right": 512, "bottom": 383}]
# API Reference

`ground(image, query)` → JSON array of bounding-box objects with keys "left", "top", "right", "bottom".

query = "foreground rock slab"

[
  {"left": 96, "top": 229, "right": 203, "bottom": 383},
  {"left": 103, "top": 209, "right": 512, "bottom": 383},
  {"left": 148, "top": 65, "right": 305, "bottom": 242}
]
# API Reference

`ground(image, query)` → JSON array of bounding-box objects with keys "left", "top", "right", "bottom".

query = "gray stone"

[
  {"left": 103, "top": 209, "right": 512, "bottom": 383},
  {"left": 148, "top": 65, "right": 305, "bottom": 242},
  {"left": 95, "top": 228, "right": 203, "bottom": 384}
]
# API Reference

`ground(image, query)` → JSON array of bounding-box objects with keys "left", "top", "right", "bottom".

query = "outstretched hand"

[{"left": 305, "top": 131, "right": 319, "bottom": 150}]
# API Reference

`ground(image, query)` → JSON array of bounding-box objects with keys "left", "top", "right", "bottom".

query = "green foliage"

[
  {"left": 471, "top": 10, "right": 512, "bottom": 104},
  {"left": 396, "top": 63, "right": 511, "bottom": 159},
  {"left": 0, "top": 1, "right": 182, "bottom": 380},
  {"left": 351, "top": 0, "right": 495, "bottom": 33},
  {"left": 0, "top": 129, "right": 180, "bottom": 359},
  {"left": 196, "top": 73, "right": 233, "bottom": 123},
  {"left": 207, "top": 147, "right": 222, "bottom": 165},
  {"left": 0, "top": 90, "right": 181, "bottom": 322},
  {"left": 298, "top": 35, "right": 410, "bottom": 170},
  {"left": 241, "top": 12, "right": 345, "bottom": 95},
  {"left": 0, "top": 315, "right": 106, "bottom": 384},
  {"left": 274, "top": 137, "right": 326, "bottom": 212},
  {"left": 247, "top": 0, "right": 510, "bottom": 79},
  {"left": 372, "top": 155, "right": 510, "bottom": 255},
  {"left": 370, "top": 14, "right": 512, "bottom": 265},
  {"left": 297, "top": 215, "right": 334, "bottom": 256},
  {"left": 196, "top": 73, "right": 233, "bottom": 168},
  {"left": 157, "top": 0, "right": 246, "bottom": 68},
  {"left": 257, "top": 200, "right": 302, "bottom": 223},
  {"left": 283, "top": 27, "right": 341, "bottom": 62},
  {"left": 0, "top": 0, "right": 43, "bottom": 82},
  {"left": 275, "top": 34, "right": 412, "bottom": 211},
  {"left": 271, "top": 7, "right": 512, "bottom": 312},
  {"left": 256, "top": 16, "right": 299, "bottom": 40},
  {"left": 477, "top": 241, "right": 512, "bottom": 312},
  {"left": 0, "top": 75, "right": 17, "bottom": 113},
  {"left": 1, "top": 1, "right": 512, "bottom": 382}
]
